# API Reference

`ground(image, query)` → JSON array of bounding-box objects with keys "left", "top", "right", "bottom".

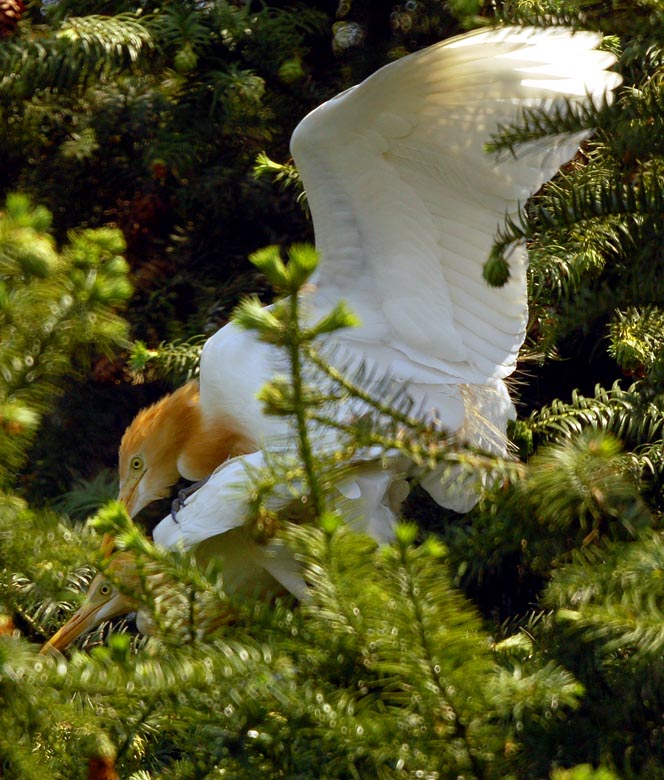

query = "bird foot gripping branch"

[{"left": 171, "top": 474, "right": 212, "bottom": 523}]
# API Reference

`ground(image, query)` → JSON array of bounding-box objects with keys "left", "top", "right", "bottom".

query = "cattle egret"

[
  {"left": 118, "top": 381, "right": 257, "bottom": 517},
  {"left": 43, "top": 554, "right": 140, "bottom": 652},
  {"left": 44, "top": 25, "right": 621, "bottom": 651}
]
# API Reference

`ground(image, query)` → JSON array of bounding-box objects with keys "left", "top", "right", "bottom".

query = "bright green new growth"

[
  {"left": 0, "top": 220, "right": 589, "bottom": 778},
  {"left": 0, "top": 194, "right": 131, "bottom": 488}
]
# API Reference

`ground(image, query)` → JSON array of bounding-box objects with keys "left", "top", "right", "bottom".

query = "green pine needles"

[
  {"left": 4, "top": 1, "right": 664, "bottom": 778},
  {"left": 0, "top": 194, "right": 131, "bottom": 489},
  {"left": 0, "top": 13, "right": 153, "bottom": 99},
  {"left": 0, "top": 233, "right": 591, "bottom": 779}
]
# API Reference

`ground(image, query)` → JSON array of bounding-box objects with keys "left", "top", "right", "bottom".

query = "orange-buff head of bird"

[
  {"left": 118, "top": 382, "right": 201, "bottom": 517},
  {"left": 117, "top": 381, "right": 256, "bottom": 517},
  {"left": 41, "top": 553, "right": 140, "bottom": 654}
]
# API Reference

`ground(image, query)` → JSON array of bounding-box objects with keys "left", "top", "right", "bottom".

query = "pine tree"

[{"left": 4, "top": 1, "right": 664, "bottom": 779}]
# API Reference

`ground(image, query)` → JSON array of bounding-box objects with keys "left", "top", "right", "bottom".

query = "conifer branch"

[
  {"left": 0, "top": 14, "right": 153, "bottom": 97},
  {"left": 547, "top": 532, "right": 664, "bottom": 661},
  {"left": 523, "top": 382, "right": 664, "bottom": 449},
  {"left": 285, "top": 275, "right": 326, "bottom": 518},
  {"left": 128, "top": 337, "right": 205, "bottom": 384},
  {"left": 486, "top": 96, "right": 616, "bottom": 157}
]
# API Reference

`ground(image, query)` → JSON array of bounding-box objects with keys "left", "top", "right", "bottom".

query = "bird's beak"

[
  {"left": 118, "top": 484, "right": 139, "bottom": 518},
  {"left": 41, "top": 581, "right": 133, "bottom": 655}
]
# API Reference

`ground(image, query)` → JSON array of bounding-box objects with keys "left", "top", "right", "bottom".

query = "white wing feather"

[
  {"left": 197, "top": 321, "right": 289, "bottom": 443},
  {"left": 291, "top": 26, "right": 620, "bottom": 385},
  {"left": 153, "top": 451, "right": 308, "bottom": 597}
]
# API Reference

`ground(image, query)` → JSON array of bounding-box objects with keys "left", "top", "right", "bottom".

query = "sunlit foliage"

[{"left": 2, "top": 1, "right": 664, "bottom": 778}]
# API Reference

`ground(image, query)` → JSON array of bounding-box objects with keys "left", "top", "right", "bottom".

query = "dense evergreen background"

[{"left": 2, "top": 0, "right": 664, "bottom": 778}]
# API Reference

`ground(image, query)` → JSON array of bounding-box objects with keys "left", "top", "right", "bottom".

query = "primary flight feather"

[{"left": 44, "top": 25, "right": 620, "bottom": 652}]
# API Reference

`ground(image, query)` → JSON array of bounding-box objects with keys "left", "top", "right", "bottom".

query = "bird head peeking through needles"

[
  {"left": 41, "top": 526, "right": 295, "bottom": 654},
  {"left": 41, "top": 553, "right": 141, "bottom": 654}
]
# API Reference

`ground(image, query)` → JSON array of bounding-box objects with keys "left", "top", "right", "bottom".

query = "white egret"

[{"left": 44, "top": 25, "right": 621, "bottom": 652}]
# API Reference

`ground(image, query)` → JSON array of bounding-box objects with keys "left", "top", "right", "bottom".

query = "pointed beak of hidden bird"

[
  {"left": 41, "top": 564, "right": 137, "bottom": 654},
  {"left": 118, "top": 483, "right": 140, "bottom": 518}
]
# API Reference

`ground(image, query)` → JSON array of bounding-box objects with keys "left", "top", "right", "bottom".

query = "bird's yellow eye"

[
  {"left": 130, "top": 456, "right": 144, "bottom": 472},
  {"left": 98, "top": 582, "right": 112, "bottom": 597}
]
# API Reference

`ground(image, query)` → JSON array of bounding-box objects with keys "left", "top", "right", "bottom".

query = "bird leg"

[{"left": 171, "top": 475, "right": 211, "bottom": 522}]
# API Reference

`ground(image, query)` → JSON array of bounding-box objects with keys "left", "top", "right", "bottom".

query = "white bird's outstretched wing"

[{"left": 291, "top": 26, "right": 620, "bottom": 385}]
